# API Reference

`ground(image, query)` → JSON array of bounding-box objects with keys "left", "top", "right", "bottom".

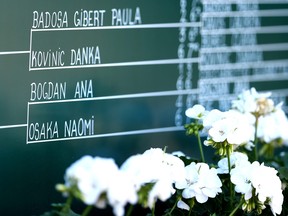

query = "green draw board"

[{"left": 0, "top": 0, "right": 287, "bottom": 215}]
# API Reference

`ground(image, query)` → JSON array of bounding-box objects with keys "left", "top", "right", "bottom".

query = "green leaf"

[
  {"left": 279, "top": 167, "right": 288, "bottom": 181},
  {"left": 37, "top": 203, "right": 80, "bottom": 216},
  {"left": 282, "top": 152, "right": 288, "bottom": 167},
  {"left": 137, "top": 183, "right": 155, "bottom": 208}
]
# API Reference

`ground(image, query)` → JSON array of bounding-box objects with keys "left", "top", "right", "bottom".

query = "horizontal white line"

[
  {"left": 29, "top": 58, "right": 200, "bottom": 71},
  {"left": 200, "top": 43, "right": 288, "bottom": 53},
  {"left": 0, "top": 51, "right": 30, "bottom": 55},
  {"left": 199, "top": 59, "right": 288, "bottom": 71},
  {"left": 199, "top": 73, "right": 288, "bottom": 84},
  {"left": 202, "top": 9, "right": 288, "bottom": 17},
  {"left": 31, "top": 22, "right": 202, "bottom": 32},
  {"left": 201, "top": 25, "right": 288, "bottom": 35},
  {"left": 249, "top": 73, "right": 288, "bottom": 82},
  {"left": 28, "top": 89, "right": 199, "bottom": 105},
  {"left": 199, "top": 89, "right": 288, "bottom": 101},
  {"left": 201, "top": 0, "right": 288, "bottom": 4},
  {"left": 0, "top": 124, "right": 27, "bottom": 129},
  {"left": 26, "top": 126, "right": 184, "bottom": 144},
  {"left": 199, "top": 93, "right": 237, "bottom": 101}
]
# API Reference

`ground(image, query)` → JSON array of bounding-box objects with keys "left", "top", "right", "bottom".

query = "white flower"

[
  {"left": 185, "top": 104, "right": 207, "bottom": 119},
  {"left": 230, "top": 160, "right": 253, "bottom": 200},
  {"left": 202, "top": 109, "right": 224, "bottom": 129},
  {"left": 250, "top": 162, "right": 283, "bottom": 216},
  {"left": 64, "top": 156, "right": 119, "bottom": 206},
  {"left": 230, "top": 161, "right": 284, "bottom": 215},
  {"left": 208, "top": 118, "right": 232, "bottom": 143},
  {"left": 217, "top": 152, "right": 248, "bottom": 174},
  {"left": 172, "top": 151, "right": 186, "bottom": 157},
  {"left": 177, "top": 199, "right": 190, "bottom": 211},
  {"left": 225, "top": 110, "right": 255, "bottom": 145},
  {"left": 121, "top": 148, "right": 185, "bottom": 187},
  {"left": 120, "top": 154, "right": 152, "bottom": 189},
  {"left": 232, "top": 87, "right": 273, "bottom": 114},
  {"left": 257, "top": 108, "right": 288, "bottom": 145},
  {"left": 148, "top": 178, "right": 176, "bottom": 208},
  {"left": 175, "top": 162, "right": 222, "bottom": 204},
  {"left": 207, "top": 111, "right": 254, "bottom": 147},
  {"left": 107, "top": 171, "right": 138, "bottom": 216},
  {"left": 244, "top": 141, "right": 255, "bottom": 151},
  {"left": 145, "top": 149, "right": 186, "bottom": 208},
  {"left": 232, "top": 87, "right": 281, "bottom": 119},
  {"left": 175, "top": 162, "right": 198, "bottom": 192},
  {"left": 120, "top": 148, "right": 186, "bottom": 209}
]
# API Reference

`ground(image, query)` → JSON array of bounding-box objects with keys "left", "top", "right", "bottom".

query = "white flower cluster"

[
  {"left": 231, "top": 87, "right": 274, "bottom": 115},
  {"left": 62, "top": 148, "right": 186, "bottom": 216},
  {"left": 63, "top": 156, "right": 137, "bottom": 216},
  {"left": 218, "top": 152, "right": 284, "bottom": 216},
  {"left": 186, "top": 88, "right": 288, "bottom": 150},
  {"left": 186, "top": 104, "right": 255, "bottom": 151},
  {"left": 184, "top": 87, "right": 287, "bottom": 215},
  {"left": 120, "top": 148, "right": 185, "bottom": 208},
  {"left": 56, "top": 88, "right": 286, "bottom": 216},
  {"left": 232, "top": 87, "right": 288, "bottom": 145},
  {"left": 61, "top": 148, "right": 224, "bottom": 216},
  {"left": 175, "top": 162, "right": 222, "bottom": 210}
]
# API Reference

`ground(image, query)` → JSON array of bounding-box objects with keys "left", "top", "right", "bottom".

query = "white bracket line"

[
  {"left": 29, "top": 58, "right": 200, "bottom": 71},
  {"left": 28, "top": 89, "right": 200, "bottom": 105},
  {"left": 201, "top": 0, "right": 288, "bottom": 4},
  {"left": 0, "top": 51, "right": 29, "bottom": 55},
  {"left": 202, "top": 9, "right": 288, "bottom": 18},
  {"left": 0, "top": 124, "right": 27, "bottom": 129},
  {"left": 30, "top": 22, "right": 202, "bottom": 32},
  {"left": 26, "top": 126, "right": 184, "bottom": 144},
  {"left": 201, "top": 25, "right": 288, "bottom": 35},
  {"left": 199, "top": 59, "right": 288, "bottom": 71},
  {"left": 200, "top": 43, "right": 288, "bottom": 53}
]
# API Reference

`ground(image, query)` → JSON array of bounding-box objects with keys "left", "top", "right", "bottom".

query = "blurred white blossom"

[
  {"left": 232, "top": 87, "right": 274, "bottom": 115},
  {"left": 121, "top": 148, "right": 186, "bottom": 208},
  {"left": 233, "top": 88, "right": 288, "bottom": 147},
  {"left": 202, "top": 109, "right": 224, "bottom": 129},
  {"left": 258, "top": 107, "right": 288, "bottom": 145},
  {"left": 147, "top": 178, "right": 176, "bottom": 208},
  {"left": 106, "top": 171, "right": 138, "bottom": 216},
  {"left": 185, "top": 104, "right": 207, "bottom": 120},
  {"left": 64, "top": 156, "right": 138, "bottom": 216},
  {"left": 64, "top": 156, "right": 119, "bottom": 207}
]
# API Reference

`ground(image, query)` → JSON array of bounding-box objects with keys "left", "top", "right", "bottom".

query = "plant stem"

[
  {"left": 81, "top": 205, "right": 93, "bottom": 216},
  {"left": 61, "top": 194, "right": 73, "bottom": 214},
  {"left": 188, "top": 198, "right": 194, "bottom": 216},
  {"left": 253, "top": 116, "right": 259, "bottom": 161},
  {"left": 188, "top": 208, "right": 192, "bottom": 216},
  {"left": 167, "top": 197, "right": 180, "bottom": 215},
  {"left": 226, "top": 145, "right": 232, "bottom": 174},
  {"left": 151, "top": 204, "right": 155, "bottom": 216},
  {"left": 226, "top": 145, "right": 233, "bottom": 209},
  {"left": 125, "top": 204, "right": 134, "bottom": 216},
  {"left": 229, "top": 197, "right": 244, "bottom": 216},
  {"left": 197, "top": 132, "right": 205, "bottom": 163}
]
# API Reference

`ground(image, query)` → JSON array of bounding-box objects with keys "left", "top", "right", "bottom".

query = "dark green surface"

[
  {"left": 0, "top": 1, "right": 191, "bottom": 215},
  {"left": 0, "top": 1, "right": 287, "bottom": 215}
]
